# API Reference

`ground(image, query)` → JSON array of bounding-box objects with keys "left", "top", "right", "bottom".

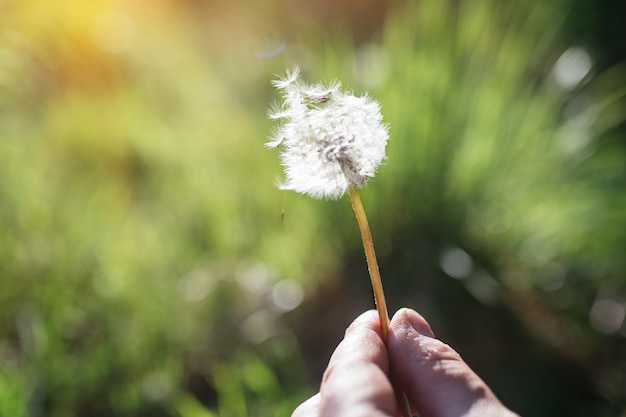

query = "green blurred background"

[{"left": 1, "top": 0, "right": 625, "bottom": 416}]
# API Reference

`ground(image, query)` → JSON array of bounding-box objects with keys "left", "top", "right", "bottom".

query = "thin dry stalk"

[{"left": 348, "top": 185, "right": 413, "bottom": 417}]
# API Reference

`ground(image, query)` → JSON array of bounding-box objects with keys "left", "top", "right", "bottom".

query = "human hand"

[{"left": 292, "top": 308, "right": 519, "bottom": 417}]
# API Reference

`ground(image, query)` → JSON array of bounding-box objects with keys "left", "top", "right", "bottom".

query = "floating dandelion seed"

[
  {"left": 267, "top": 67, "right": 411, "bottom": 417},
  {"left": 266, "top": 66, "right": 389, "bottom": 199}
]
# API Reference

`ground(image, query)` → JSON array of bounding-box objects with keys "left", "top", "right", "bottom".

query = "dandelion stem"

[
  {"left": 348, "top": 185, "right": 390, "bottom": 338},
  {"left": 348, "top": 185, "right": 412, "bottom": 417}
]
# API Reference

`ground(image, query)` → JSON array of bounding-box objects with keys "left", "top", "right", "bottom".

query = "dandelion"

[
  {"left": 266, "top": 66, "right": 389, "bottom": 200},
  {"left": 267, "top": 67, "right": 412, "bottom": 417}
]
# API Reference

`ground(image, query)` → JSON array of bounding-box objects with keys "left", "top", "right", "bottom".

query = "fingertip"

[
  {"left": 292, "top": 393, "right": 320, "bottom": 417},
  {"left": 346, "top": 309, "right": 382, "bottom": 336},
  {"left": 388, "top": 309, "right": 514, "bottom": 417},
  {"left": 390, "top": 308, "right": 435, "bottom": 338},
  {"left": 326, "top": 310, "right": 388, "bottom": 377}
]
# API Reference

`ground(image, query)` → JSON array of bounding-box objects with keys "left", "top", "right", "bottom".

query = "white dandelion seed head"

[{"left": 267, "top": 66, "right": 389, "bottom": 199}]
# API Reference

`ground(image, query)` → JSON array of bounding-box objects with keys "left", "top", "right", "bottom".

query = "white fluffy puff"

[{"left": 267, "top": 66, "right": 389, "bottom": 200}]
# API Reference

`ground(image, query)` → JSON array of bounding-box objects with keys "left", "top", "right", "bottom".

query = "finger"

[
  {"left": 292, "top": 393, "right": 320, "bottom": 417},
  {"left": 389, "top": 308, "right": 519, "bottom": 417},
  {"left": 319, "top": 310, "right": 397, "bottom": 417}
]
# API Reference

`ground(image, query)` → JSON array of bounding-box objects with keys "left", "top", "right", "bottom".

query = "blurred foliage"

[{"left": 0, "top": 0, "right": 625, "bottom": 416}]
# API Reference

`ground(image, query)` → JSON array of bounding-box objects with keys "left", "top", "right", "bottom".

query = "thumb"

[{"left": 388, "top": 308, "right": 518, "bottom": 417}]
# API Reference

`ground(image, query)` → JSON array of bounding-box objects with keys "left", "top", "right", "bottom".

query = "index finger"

[{"left": 319, "top": 310, "right": 397, "bottom": 417}]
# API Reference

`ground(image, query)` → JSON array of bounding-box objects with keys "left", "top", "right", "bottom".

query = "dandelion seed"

[{"left": 267, "top": 66, "right": 389, "bottom": 200}]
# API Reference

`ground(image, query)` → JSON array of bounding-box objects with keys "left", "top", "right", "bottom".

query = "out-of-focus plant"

[{"left": 0, "top": 2, "right": 318, "bottom": 417}]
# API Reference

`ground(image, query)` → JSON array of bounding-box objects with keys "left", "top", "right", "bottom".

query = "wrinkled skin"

[{"left": 293, "top": 309, "right": 520, "bottom": 417}]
